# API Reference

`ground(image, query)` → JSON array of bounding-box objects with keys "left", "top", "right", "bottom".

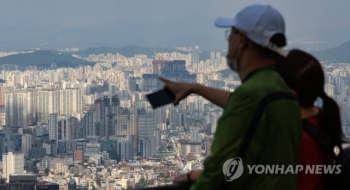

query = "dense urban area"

[{"left": 0, "top": 46, "right": 349, "bottom": 190}]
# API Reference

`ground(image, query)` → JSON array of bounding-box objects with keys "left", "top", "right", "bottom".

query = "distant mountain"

[
  {"left": 312, "top": 40, "right": 350, "bottom": 63},
  {"left": 75, "top": 46, "right": 187, "bottom": 58},
  {"left": 73, "top": 46, "right": 226, "bottom": 61},
  {"left": 287, "top": 26, "right": 350, "bottom": 52},
  {"left": 0, "top": 50, "right": 94, "bottom": 68},
  {"left": 0, "top": 46, "right": 212, "bottom": 69},
  {"left": 74, "top": 45, "right": 222, "bottom": 62}
]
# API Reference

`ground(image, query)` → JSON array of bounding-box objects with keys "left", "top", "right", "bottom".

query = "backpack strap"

[
  {"left": 236, "top": 92, "right": 296, "bottom": 158},
  {"left": 220, "top": 92, "right": 296, "bottom": 189},
  {"left": 302, "top": 120, "right": 336, "bottom": 159}
]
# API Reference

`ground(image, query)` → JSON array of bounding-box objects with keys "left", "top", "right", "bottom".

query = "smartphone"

[{"left": 146, "top": 88, "right": 176, "bottom": 109}]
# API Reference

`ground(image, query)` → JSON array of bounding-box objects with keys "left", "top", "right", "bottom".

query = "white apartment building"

[
  {"left": 59, "top": 88, "right": 82, "bottom": 116},
  {"left": 36, "top": 90, "right": 59, "bottom": 123},
  {"left": 2, "top": 151, "right": 24, "bottom": 182},
  {"left": 5, "top": 91, "right": 29, "bottom": 128}
]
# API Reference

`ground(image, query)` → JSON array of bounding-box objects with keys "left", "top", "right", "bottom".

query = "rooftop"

[{"left": 125, "top": 161, "right": 141, "bottom": 167}]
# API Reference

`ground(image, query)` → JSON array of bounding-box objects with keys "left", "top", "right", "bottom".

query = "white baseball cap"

[{"left": 215, "top": 4, "right": 288, "bottom": 57}]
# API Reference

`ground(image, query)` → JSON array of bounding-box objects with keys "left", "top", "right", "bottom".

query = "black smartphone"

[{"left": 146, "top": 88, "right": 176, "bottom": 109}]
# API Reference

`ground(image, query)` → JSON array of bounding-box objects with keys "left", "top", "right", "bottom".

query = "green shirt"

[{"left": 191, "top": 66, "right": 302, "bottom": 190}]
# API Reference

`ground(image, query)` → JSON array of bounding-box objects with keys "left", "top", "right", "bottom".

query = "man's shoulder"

[{"left": 237, "top": 69, "right": 290, "bottom": 95}]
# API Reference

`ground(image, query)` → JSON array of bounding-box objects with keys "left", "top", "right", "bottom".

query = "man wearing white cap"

[{"left": 162, "top": 4, "right": 302, "bottom": 190}]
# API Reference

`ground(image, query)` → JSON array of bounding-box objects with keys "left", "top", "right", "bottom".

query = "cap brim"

[{"left": 215, "top": 17, "right": 235, "bottom": 28}]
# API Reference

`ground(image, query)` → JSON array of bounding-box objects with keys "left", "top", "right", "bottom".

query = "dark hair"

[
  {"left": 276, "top": 49, "right": 347, "bottom": 151},
  {"left": 251, "top": 33, "right": 287, "bottom": 59}
]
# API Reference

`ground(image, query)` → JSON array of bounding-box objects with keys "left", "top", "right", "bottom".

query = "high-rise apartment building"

[
  {"left": 154, "top": 107, "right": 166, "bottom": 125},
  {"left": 5, "top": 92, "right": 28, "bottom": 128},
  {"left": 92, "top": 99, "right": 102, "bottom": 138},
  {"left": 138, "top": 113, "right": 156, "bottom": 158},
  {"left": 21, "top": 134, "right": 32, "bottom": 158},
  {"left": 0, "top": 132, "right": 8, "bottom": 160},
  {"left": 155, "top": 129, "right": 161, "bottom": 147},
  {"left": 59, "top": 89, "right": 82, "bottom": 116},
  {"left": 115, "top": 135, "right": 134, "bottom": 162},
  {"left": 48, "top": 114, "right": 59, "bottom": 155},
  {"left": 115, "top": 111, "right": 136, "bottom": 137},
  {"left": 190, "top": 128, "right": 201, "bottom": 143},
  {"left": 210, "top": 113, "right": 221, "bottom": 134},
  {"left": 128, "top": 77, "right": 138, "bottom": 92},
  {"left": 191, "top": 46, "right": 200, "bottom": 65},
  {"left": 2, "top": 151, "right": 24, "bottom": 182},
  {"left": 60, "top": 116, "right": 78, "bottom": 140},
  {"left": 36, "top": 90, "right": 59, "bottom": 123},
  {"left": 115, "top": 110, "right": 137, "bottom": 157},
  {"left": 142, "top": 74, "right": 160, "bottom": 92},
  {"left": 48, "top": 114, "right": 59, "bottom": 141},
  {"left": 80, "top": 108, "right": 95, "bottom": 138}
]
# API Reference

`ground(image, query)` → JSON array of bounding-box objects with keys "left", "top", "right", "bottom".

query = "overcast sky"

[{"left": 0, "top": 0, "right": 349, "bottom": 31}]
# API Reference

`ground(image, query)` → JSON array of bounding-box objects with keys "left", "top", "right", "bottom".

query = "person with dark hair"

[
  {"left": 161, "top": 4, "right": 302, "bottom": 190},
  {"left": 276, "top": 49, "right": 347, "bottom": 190}
]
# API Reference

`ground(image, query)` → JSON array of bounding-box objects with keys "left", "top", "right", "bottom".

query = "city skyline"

[
  {"left": 0, "top": 1, "right": 350, "bottom": 189},
  {"left": 0, "top": 44, "right": 349, "bottom": 189}
]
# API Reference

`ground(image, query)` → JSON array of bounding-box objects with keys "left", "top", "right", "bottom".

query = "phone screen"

[{"left": 146, "top": 88, "right": 175, "bottom": 109}]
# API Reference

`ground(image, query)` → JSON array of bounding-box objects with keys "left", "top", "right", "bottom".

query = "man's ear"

[{"left": 238, "top": 32, "right": 248, "bottom": 50}]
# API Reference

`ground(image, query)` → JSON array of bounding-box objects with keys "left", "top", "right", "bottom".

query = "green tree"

[
  {"left": 32, "top": 166, "right": 39, "bottom": 174},
  {"left": 159, "top": 173, "right": 165, "bottom": 178},
  {"left": 33, "top": 160, "right": 40, "bottom": 165},
  {"left": 44, "top": 168, "right": 50, "bottom": 175},
  {"left": 96, "top": 177, "right": 101, "bottom": 186},
  {"left": 164, "top": 178, "right": 173, "bottom": 184},
  {"left": 135, "top": 177, "right": 146, "bottom": 188}
]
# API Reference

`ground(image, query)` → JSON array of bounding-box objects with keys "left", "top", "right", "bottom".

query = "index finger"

[{"left": 159, "top": 76, "right": 171, "bottom": 84}]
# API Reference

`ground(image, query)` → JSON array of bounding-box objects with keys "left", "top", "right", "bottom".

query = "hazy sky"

[
  {"left": 0, "top": 0, "right": 349, "bottom": 51},
  {"left": 0, "top": 0, "right": 349, "bottom": 32}
]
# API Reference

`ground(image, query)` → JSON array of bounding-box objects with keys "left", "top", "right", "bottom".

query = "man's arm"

[
  {"left": 159, "top": 77, "right": 231, "bottom": 109},
  {"left": 192, "top": 84, "right": 231, "bottom": 109}
]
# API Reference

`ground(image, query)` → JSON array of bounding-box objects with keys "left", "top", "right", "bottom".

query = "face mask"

[
  {"left": 227, "top": 51, "right": 240, "bottom": 72},
  {"left": 226, "top": 36, "right": 241, "bottom": 72},
  {"left": 227, "top": 58, "right": 238, "bottom": 71}
]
